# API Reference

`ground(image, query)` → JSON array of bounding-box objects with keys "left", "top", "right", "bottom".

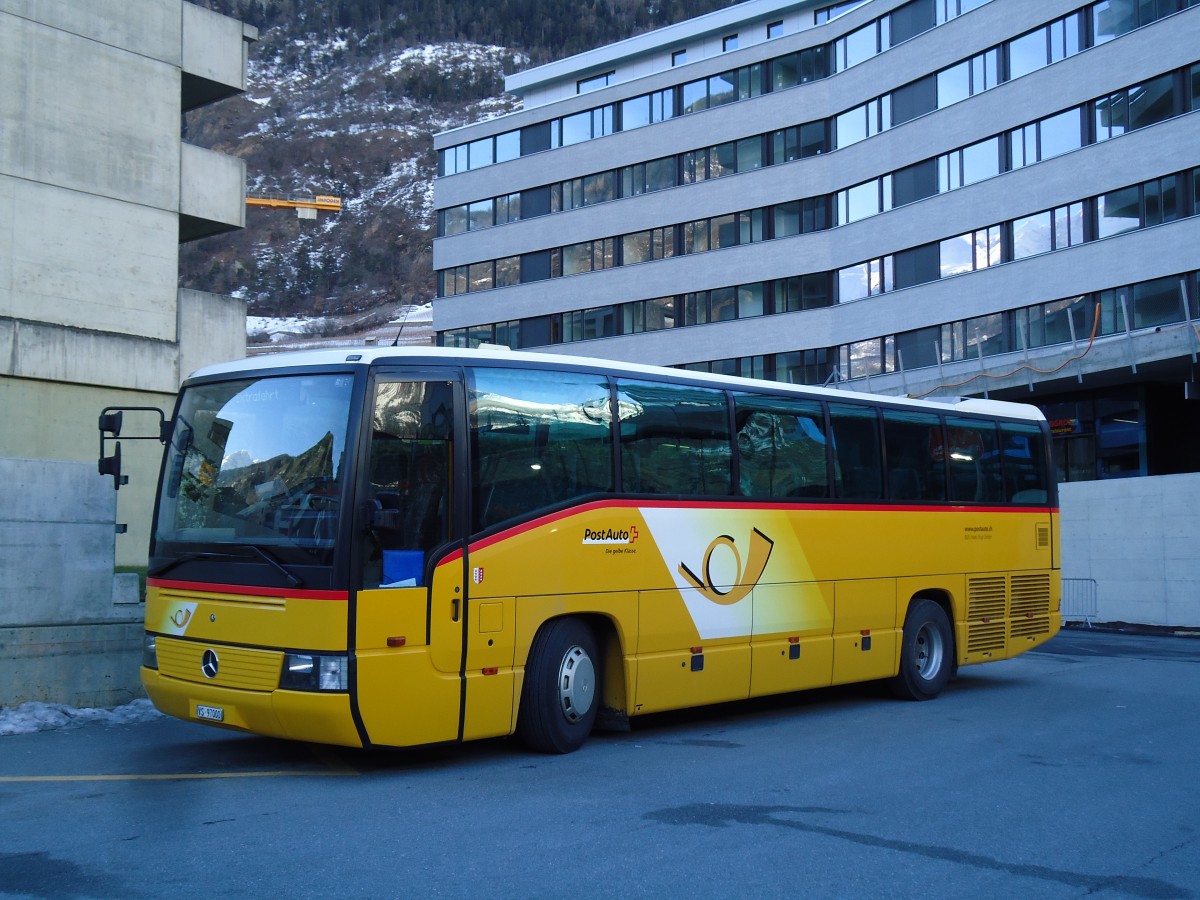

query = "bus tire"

[
  {"left": 518, "top": 618, "right": 600, "bottom": 754},
  {"left": 890, "top": 599, "right": 954, "bottom": 701}
]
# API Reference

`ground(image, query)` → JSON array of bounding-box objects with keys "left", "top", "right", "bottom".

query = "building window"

[
  {"left": 936, "top": 0, "right": 990, "bottom": 25},
  {"left": 621, "top": 157, "right": 676, "bottom": 196},
  {"left": 889, "top": 0, "right": 937, "bottom": 45},
  {"left": 709, "top": 71, "right": 738, "bottom": 107},
  {"left": 440, "top": 1, "right": 1195, "bottom": 177},
  {"left": 838, "top": 257, "right": 893, "bottom": 303},
  {"left": 938, "top": 226, "right": 1001, "bottom": 278},
  {"left": 577, "top": 71, "right": 615, "bottom": 94},
  {"left": 1094, "top": 73, "right": 1177, "bottom": 142},
  {"left": 1090, "top": 0, "right": 1187, "bottom": 46},
  {"left": 838, "top": 176, "right": 892, "bottom": 224},
  {"left": 776, "top": 349, "right": 836, "bottom": 385},
  {"left": 1012, "top": 202, "right": 1084, "bottom": 259},
  {"left": 1009, "top": 107, "right": 1083, "bottom": 169},
  {"left": 835, "top": 96, "right": 890, "bottom": 148},
  {"left": 939, "top": 136, "right": 1000, "bottom": 191},
  {"left": 816, "top": 0, "right": 869, "bottom": 24},
  {"left": 723, "top": 34, "right": 739, "bottom": 52},
  {"left": 1097, "top": 186, "right": 1142, "bottom": 238},
  {"left": 767, "top": 20, "right": 784, "bottom": 39},
  {"left": 442, "top": 205, "right": 468, "bottom": 236},
  {"left": 775, "top": 274, "right": 832, "bottom": 312},
  {"left": 833, "top": 21, "right": 883, "bottom": 71}
]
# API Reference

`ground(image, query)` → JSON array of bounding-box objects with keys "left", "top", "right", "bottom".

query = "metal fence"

[{"left": 1061, "top": 578, "right": 1099, "bottom": 625}]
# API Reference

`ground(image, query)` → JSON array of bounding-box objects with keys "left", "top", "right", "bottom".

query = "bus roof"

[{"left": 187, "top": 346, "right": 1046, "bottom": 423}]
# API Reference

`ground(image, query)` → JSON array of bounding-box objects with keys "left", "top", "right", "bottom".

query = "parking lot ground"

[{"left": 0, "top": 628, "right": 1197, "bottom": 899}]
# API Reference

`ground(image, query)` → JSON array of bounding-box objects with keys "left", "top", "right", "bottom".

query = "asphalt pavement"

[{"left": 1, "top": 627, "right": 1197, "bottom": 899}]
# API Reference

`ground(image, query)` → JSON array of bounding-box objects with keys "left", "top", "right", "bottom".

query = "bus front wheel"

[
  {"left": 890, "top": 599, "right": 954, "bottom": 701},
  {"left": 518, "top": 618, "right": 600, "bottom": 753}
]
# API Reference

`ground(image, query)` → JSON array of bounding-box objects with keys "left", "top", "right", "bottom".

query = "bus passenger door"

[{"left": 353, "top": 372, "right": 467, "bottom": 749}]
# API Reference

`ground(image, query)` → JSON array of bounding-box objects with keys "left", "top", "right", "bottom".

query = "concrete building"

[
  {"left": 433, "top": 0, "right": 1200, "bottom": 627},
  {"left": 0, "top": 0, "right": 255, "bottom": 705}
]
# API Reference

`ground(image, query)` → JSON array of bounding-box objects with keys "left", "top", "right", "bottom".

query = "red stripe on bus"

[
  {"left": 147, "top": 578, "right": 348, "bottom": 602},
  {"left": 465, "top": 499, "right": 1058, "bottom": 553}
]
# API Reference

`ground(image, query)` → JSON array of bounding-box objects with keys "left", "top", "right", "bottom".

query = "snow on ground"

[
  {"left": 0, "top": 699, "right": 162, "bottom": 736},
  {"left": 246, "top": 315, "right": 330, "bottom": 339},
  {"left": 394, "top": 302, "right": 432, "bottom": 323}
]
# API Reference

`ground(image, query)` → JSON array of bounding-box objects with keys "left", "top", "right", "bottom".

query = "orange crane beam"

[{"left": 246, "top": 193, "right": 342, "bottom": 211}]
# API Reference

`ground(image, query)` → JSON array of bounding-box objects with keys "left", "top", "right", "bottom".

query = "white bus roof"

[{"left": 187, "top": 347, "right": 1045, "bottom": 423}]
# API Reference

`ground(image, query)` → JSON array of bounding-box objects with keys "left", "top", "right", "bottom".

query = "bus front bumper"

[{"left": 141, "top": 667, "right": 363, "bottom": 748}]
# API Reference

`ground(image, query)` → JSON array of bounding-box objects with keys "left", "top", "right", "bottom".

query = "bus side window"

[
  {"left": 471, "top": 368, "right": 613, "bottom": 531},
  {"left": 732, "top": 393, "right": 829, "bottom": 498},
  {"left": 618, "top": 380, "right": 731, "bottom": 496},
  {"left": 882, "top": 409, "right": 946, "bottom": 502},
  {"left": 828, "top": 403, "right": 882, "bottom": 500},
  {"left": 999, "top": 422, "right": 1050, "bottom": 503},
  {"left": 945, "top": 418, "right": 1004, "bottom": 503}
]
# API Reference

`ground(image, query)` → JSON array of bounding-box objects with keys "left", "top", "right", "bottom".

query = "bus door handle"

[{"left": 451, "top": 597, "right": 460, "bottom": 622}]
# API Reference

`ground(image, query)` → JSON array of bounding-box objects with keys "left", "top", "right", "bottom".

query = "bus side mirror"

[
  {"left": 98, "top": 440, "right": 127, "bottom": 489},
  {"left": 99, "top": 410, "right": 123, "bottom": 438},
  {"left": 98, "top": 410, "right": 128, "bottom": 490},
  {"left": 96, "top": 405, "right": 170, "bottom": 494}
]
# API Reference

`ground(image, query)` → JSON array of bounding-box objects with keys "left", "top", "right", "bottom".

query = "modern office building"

[
  {"left": 433, "top": 0, "right": 1200, "bottom": 626},
  {"left": 0, "top": 0, "right": 255, "bottom": 705}
]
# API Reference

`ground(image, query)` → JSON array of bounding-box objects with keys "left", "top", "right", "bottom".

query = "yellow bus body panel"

[
  {"left": 831, "top": 579, "right": 899, "bottom": 686},
  {"left": 355, "top": 648, "right": 462, "bottom": 746},
  {"left": 141, "top": 668, "right": 361, "bottom": 747},
  {"left": 144, "top": 582, "right": 360, "bottom": 746},
  {"left": 144, "top": 500, "right": 1059, "bottom": 748},
  {"left": 464, "top": 500, "right": 1059, "bottom": 724},
  {"left": 146, "top": 584, "right": 347, "bottom": 651}
]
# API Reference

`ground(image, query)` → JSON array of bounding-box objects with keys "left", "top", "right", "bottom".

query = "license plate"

[{"left": 196, "top": 704, "right": 224, "bottom": 722}]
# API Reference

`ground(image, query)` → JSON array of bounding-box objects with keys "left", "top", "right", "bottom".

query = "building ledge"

[{"left": 181, "top": 3, "right": 257, "bottom": 112}]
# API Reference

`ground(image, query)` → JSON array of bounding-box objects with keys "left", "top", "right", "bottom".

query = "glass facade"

[
  {"left": 438, "top": 63, "right": 1196, "bottom": 290},
  {"left": 434, "top": 1, "right": 1200, "bottom": 486}
]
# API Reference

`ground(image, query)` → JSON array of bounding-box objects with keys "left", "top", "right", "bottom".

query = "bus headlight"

[
  {"left": 143, "top": 634, "right": 158, "bottom": 670},
  {"left": 280, "top": 654, "right": 348, "bottom": 692}
]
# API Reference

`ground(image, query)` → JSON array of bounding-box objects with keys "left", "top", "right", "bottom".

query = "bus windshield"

[{"left": 152, "top": 373, "right": 354, "bottom": 566}]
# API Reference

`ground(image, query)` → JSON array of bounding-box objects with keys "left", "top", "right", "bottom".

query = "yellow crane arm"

[{"left": 246, "top": 193, "right": 342, "bottom": 211}]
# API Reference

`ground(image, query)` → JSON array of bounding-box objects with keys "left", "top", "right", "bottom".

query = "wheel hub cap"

[
  {"left": 558, "top": 645, "right": 595, "bottom": 722},
  {"left": 914, "top": 622, "right": 944, "bottom": 679}
]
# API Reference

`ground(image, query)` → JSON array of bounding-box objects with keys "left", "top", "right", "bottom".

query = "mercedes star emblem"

[{"left": 201, "top": 649, "right": 219, "bottom": 679}]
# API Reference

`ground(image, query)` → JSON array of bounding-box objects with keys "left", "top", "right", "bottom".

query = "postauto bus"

[{"left": 109, "top": 347, "right": 1059, "bottom": 753}]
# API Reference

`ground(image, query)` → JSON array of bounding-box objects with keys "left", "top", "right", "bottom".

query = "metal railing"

[{"left": 1061, "top": 577, "right": 1098, "bottom": 626}]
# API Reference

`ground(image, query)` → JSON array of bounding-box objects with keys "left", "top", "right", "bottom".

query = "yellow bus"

[{"left": 122, "top": 347, "right": 1059, "bottom": 753}]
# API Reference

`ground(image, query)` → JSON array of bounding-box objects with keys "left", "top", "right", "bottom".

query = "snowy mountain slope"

[{"left": 179, "top": 1, "right": 743, "bottom": 343}]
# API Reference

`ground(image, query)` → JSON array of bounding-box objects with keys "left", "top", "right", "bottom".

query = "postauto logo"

[{"left": 582, "top": 525, "right": 639, "bottom": 546}]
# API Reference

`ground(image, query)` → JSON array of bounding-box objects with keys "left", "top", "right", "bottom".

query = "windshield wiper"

[
  {"left": 149, "top": 546, "right": 305, "bottom": 588},
  {"left": 149, "top": 551, "right": 230, "bottom": 578},
  {"left": 242, "top": 544, "right": 305, "bottom": 588}
]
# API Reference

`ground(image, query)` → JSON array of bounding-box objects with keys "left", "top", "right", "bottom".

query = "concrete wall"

[
  {"left": 0, "top": 458, "right": 143, "bottom": 707},
  {"left": 1060, "top": 474, "right": 1200, "bottom": 628},
  {"left": 0, "top": 1, "right": 250, "bottom": 572},
  {"left": 0, "top": 1, "right": 252, "bottom": 708},
  {"left": 181, "top": 143, "right": 247, "bottom": 233},
  {"left": 178, "top": 288, "right": 247, "bottom": 382}
]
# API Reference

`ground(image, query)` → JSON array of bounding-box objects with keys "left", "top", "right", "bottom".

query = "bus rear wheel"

[
  {"left": 518, "top": 618, "right": 600, "bottom": 753},
  {"left": 890, "top": 599, "right": 954, "bottom": 701}
]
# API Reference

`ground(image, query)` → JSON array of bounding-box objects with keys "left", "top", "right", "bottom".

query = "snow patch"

[
  {"left": 247, "top": 315, "right": 330, "bottom": 338},
  {"left": 0, "top": 699, "right": 162, "bottom": 736}
]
